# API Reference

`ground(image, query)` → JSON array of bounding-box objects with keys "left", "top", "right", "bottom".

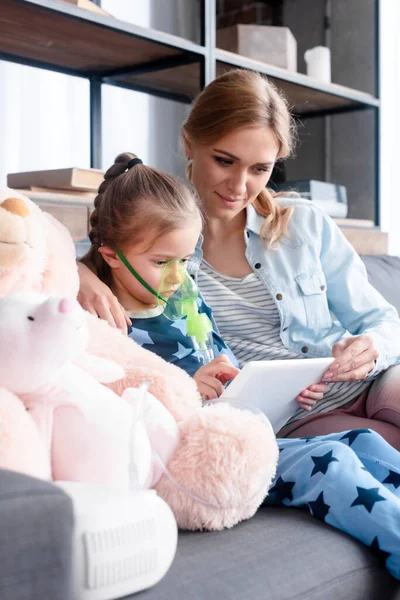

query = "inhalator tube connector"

[{"left": 190, "top": 331, "right": 215, "bottom": 365}]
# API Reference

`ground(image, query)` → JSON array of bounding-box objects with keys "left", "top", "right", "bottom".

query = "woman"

[
  {"left": 76, "top": 151, "right": 400, "bottom": 581},
  {"left": 77, "top": 69, "right": 400, "bottom": 449}
]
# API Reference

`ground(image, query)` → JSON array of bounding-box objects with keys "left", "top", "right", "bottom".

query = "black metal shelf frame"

[{"left": 0, "top": 0, "right": 381, "bottom": 223}]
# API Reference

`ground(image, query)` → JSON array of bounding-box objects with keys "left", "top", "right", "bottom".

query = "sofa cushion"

[
  {"left": 0, "top": 469, "right": 74, "bottom": 600},
  {"left": 135, "top": 507, "right": 398, "bottom": 600},
  {"left": 361, "top": 255, "right": 400, "bottom": 314}
]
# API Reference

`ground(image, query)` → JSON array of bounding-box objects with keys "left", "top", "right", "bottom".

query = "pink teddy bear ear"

[
  {"left": 0, "top": 197, "right": 30, "bottom": 218},
  {"left": 58, "top": 297, "right": 78, "bottom": 314}
]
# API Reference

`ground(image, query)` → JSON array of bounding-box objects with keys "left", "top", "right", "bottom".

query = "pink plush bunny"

[{"left": 0, "top": 292, "right": 179, "bottom": 488}]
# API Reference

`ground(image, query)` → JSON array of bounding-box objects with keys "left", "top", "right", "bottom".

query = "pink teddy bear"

[{"left": 0, "top": 190, "right": 279, "bottom": 530}]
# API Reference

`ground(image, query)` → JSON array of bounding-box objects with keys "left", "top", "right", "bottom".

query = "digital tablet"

[{"left": 220, "top": 357, "right": 334, "bottom": 433}]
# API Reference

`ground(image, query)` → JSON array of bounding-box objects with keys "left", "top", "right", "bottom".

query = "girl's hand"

[
  {"left": 322, "top": 335, "right": 379, "bottom": 382},
  {"left": 194, "top": 354, "right": 240, "bottom": 400},
  {"left": 77, "top": 262, "right": 131, "bottom": 334},
  {"left": 296, "top": 383, "right": 328, "bottom": 411}
]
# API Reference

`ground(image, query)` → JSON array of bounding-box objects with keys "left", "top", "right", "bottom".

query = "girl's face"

[
  {"left": 187, "top": 125, "right": 280, "bottom": 222},
  {"left": 101, "top": 218, "right": 201, "bottom": 311}
]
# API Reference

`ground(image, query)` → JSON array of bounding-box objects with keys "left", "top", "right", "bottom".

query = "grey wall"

[{"left": 283, "top": 0, "right": 376, "bottom": 220}]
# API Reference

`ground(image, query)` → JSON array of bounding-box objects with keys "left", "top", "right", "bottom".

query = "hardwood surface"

[
  {"left": 0, "top": 0, "right": 182, "bottom": 73},
  {"left": 118, "top": 61, "right": 201, "bottom": 99},
  {"left": 340, "top": 227, "right": 388, "bottom": 255}
]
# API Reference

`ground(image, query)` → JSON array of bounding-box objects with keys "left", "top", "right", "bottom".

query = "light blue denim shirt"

[{"left": 189, "top": 197, "right": 400, "bottom": 378}]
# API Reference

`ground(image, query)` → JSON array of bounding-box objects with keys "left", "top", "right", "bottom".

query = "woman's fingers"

[
  {"left": 296, "top": 396, "right": 317, "bottom": 411},
  {"left": 297, "top": 402, "right": 314, "bottom": 411},
  {"left": 308, "top": 383, "right": 328, "bottom": 394},
  {"left": 324, "top": 335, "right": 379, "bottom": 381},
  {"left": 298, "top": 386, "right": 326, "bottom": 401},
  {"left": 335, "top": 348, "right": 378, "bottom": 375},
  {"left": 77, "top": 261, "right": 130, "bottom": 331},
  {"left": 296, "top": 382, "right": 327, "bottom": 411},
  {"left": 79, "top": 291, "right": 130, "bottom": 334},
  {"left": 124, "top": 309, "right": 132, "bottom": 327},
  {"left": 108, "top": 297, "right": 130, "bottom": 333},
  {"left": 324, "top": 350, "right": 377, "bottom": 382},
  {"left": 325, "top": 361, "right": 376, "bottom": 382},
  {"left": 83, "top": 306, "right": 99, "bottom": 318}
]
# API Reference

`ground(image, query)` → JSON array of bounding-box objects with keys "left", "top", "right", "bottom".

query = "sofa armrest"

[{"left": 0, "top": 469, "right": 74, "bottom": 600}]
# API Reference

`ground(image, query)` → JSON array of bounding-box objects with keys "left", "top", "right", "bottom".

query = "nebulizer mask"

[
  {"left": 116, "top": 250, "right": 273, "bottom": 511},
  {"left": 158, "top": 259, "right": 216, "bottom": 364},
  {"left": 116, "top": 250, "right": 215, "bottom": 365}
]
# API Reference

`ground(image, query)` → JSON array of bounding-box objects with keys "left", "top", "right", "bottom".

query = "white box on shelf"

[{"left": 217, "top": 25, "right": 297, "bottom": 72}]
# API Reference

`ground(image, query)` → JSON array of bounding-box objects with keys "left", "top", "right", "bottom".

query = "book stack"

[
  {"left": 7, "top": 167, "right": 105, "bottom": 241},
  {"left": 7, "top": 167, "right": 103, "bottom": 201}
]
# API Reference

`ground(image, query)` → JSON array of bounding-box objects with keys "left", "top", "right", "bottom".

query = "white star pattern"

[
  {"left": 172, "top": 342, "right": 193, "bottom": 360},
  {"left": 170, "top": 320, "right": 188, "bottom": 335},
  {"left": 129, "top": 328, "right": 154, "bottom": 346}
]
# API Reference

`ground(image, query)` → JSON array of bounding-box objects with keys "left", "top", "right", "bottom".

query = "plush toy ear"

[
  {"left": 0, "top": 197, "right": 30, "bottom": 218},
  {"left": 73, "top": 352, "right": 125, "bottom": 383}
]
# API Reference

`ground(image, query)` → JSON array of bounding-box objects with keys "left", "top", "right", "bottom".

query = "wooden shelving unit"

[
  {"left": 0, "top": 0, "right": 379, "bottom": 109},
  {"left": 0, "top": 0, "right": 381, "bottom": 234},
  {"left": 216, "top": 50, "right": 379, "bottom": 117}
]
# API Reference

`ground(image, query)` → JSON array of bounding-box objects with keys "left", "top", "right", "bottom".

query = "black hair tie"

[{"left": 127, "top": 157, "right": 143, "bottom": 170}]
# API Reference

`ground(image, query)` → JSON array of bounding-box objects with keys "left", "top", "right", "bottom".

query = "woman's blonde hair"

[
  {"left": 80, "top": 152, "right": 201, "bottom": 286},
  {"left": 182, "top": 69, "right": 296, "bottom": 247}
]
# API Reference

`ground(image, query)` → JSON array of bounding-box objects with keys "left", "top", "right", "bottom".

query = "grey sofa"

[{"left": 2, "top": 255, "right": 400, "bottom": 600}]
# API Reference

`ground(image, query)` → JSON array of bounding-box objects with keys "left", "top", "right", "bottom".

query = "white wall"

[
  {"left": 380, "top": 0, "right": 400, "bottom": 255},
  {"left": 0, "top": 1, "right": 194, "bottom": 182},
  {"left": 0, "top": 0, "right": 153, "bottom": 184},
  {"left": 0, "top": 64, "right": 90, "bottom": 184}
]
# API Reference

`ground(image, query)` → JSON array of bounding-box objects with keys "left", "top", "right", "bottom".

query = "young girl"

[
  {"left": 81, "top": 152, "right": 400, "bottom": 580},
  {"left": 80, "top": 152, "right": 239, "bottom": 399}
]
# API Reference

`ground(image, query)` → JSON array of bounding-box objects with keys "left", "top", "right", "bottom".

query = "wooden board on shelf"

[
  {"left": 116, "top": 61, "right": 201, "bottom": 101},
  {"left": 216, "top": 49, "right": 379, "bottom": 116},
  {"left": 15, "top": 189, "right": 95, "bottom": 205},
  {"left": 21, "top": 186, "right": 95, "bottom": 197},
  {"left": 339, "top": 227, "right": 388, "bottom": 256},
  {"left": 0, "top": 0, "right": 195, "bottom": 74},
  {"left": 333, "top": 218, "right": 375, "bottom": 228}
]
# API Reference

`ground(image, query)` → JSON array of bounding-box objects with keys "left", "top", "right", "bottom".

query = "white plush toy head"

[
  {"left": 0, "top": 293, "right": 88, "bottom": 394},
  {"left": 0, "top": 188, "right": 79, "bottom": 297}
]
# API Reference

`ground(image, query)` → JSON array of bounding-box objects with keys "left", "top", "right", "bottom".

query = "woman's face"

[{"left": 188, "top": 126, "right": 280, "bottom": 222}]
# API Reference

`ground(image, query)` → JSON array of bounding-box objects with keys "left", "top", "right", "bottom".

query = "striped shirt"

[{"left": 198, "top": 260, "right": 371, "bottom": 424}]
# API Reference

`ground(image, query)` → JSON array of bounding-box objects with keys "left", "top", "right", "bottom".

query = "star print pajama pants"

[{"left": 263, "top": 429, "right": 400, "bottom": 580}]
